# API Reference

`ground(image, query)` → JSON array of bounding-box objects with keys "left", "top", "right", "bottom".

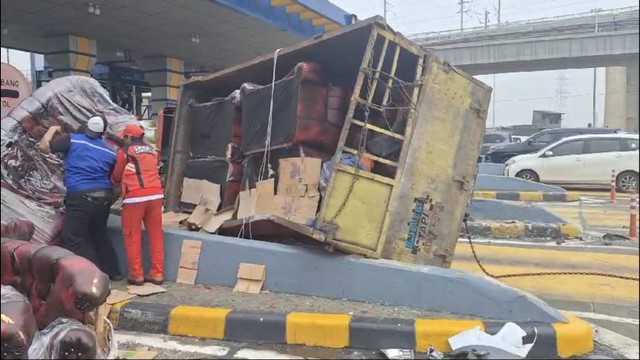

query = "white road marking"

[
  {"left": 233, "top": 349, "right": 307, "bottom": 359},
  {"left": 563, "top": 311, "right": 639, "bottom": 325},
  {"left": 115, "top": 332, "right": 230, "bottom": 357},
  {"left": 592, "top": 324, "right": 640, "bottom": 359}
]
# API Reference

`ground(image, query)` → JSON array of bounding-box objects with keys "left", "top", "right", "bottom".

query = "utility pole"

[
  {"left": 484, "top": 9, "right": 490, "bottom": 29},
  {"left": 591, "top": 8, "right": 602, "bottom": 126},
  {"left": 458, "top": 0, "right": 471, "bottom": 33},
  {"left": 384, "top": 0, "right": 387, "bottom": 20},
  {"left": 555, "top": 73, "right": 569, "bottom": 116},
  {"left": 492, "top": 75, "right": 496, "bottom": 128},
  {"left": 497, "top": 0, "right": 501, "bottom": 26}
]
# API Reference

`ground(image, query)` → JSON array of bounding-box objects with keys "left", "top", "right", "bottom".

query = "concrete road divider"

[
  {"left": 108, "top": 301, "right": 593, "bottom": 358},
  {"left": 473, "top": 191, "right": 580, "bottom": 202},
  {"left": 464, "top": 221, "right": 583, "bottom": 239}
]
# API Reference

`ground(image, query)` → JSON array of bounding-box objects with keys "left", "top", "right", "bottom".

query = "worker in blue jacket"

[{"left": 39, "top": 114, "right": 122, "bottom": 281}]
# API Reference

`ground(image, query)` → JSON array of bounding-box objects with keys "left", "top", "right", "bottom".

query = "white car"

[{"left": 504, "top": 133, "right": 639, "bottom": 191}]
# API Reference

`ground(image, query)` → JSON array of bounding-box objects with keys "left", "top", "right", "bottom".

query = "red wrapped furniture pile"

[
  {"left": 180, "top": 62, "right": 352, "bottom": 211},
  {"left": 1, "top": 76, "right": 139, "bottom": 245},
  {"left": 1, "top": 220, "right": 110, "bottom": 359}
]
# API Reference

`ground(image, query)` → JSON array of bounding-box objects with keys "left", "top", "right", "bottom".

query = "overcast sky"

[
  {"left": 331, "top": 0, "right": 639, "bottom": 128},
  {"left": 2, "top": 0, "right": 638, "bottom": 128}
]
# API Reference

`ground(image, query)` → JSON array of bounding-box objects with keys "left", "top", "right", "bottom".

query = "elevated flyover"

[
  {"left": 408, "top": 7, "right": 639, "bottom": 131},
  {"left": 408, "top": 7, "right": 639, "bottom": 75}
]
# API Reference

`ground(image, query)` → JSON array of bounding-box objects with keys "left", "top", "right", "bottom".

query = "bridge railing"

[{"left": 408, "top": 6, "right": 639, "bottom": 44}]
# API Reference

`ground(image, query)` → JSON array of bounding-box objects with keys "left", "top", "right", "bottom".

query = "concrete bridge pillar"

[
  {"left": 604, "top": 65, "right": 639, "bottom": 132},
  {"left": 44, "top": 35, "right": 97, "bottom": 78},
  {"left": 139, "top": 57, "right": 184, "bottom": 119}
]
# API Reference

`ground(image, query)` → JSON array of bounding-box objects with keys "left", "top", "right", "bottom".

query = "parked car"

[
  {"left": 485, "top": 127, "right": 619, "bottom": 163},
  {"left": 481, "top": 131, "right": 512, "bottom": 155},
  {"left": 504, "top": 133, "right": 639, "bottom": 192}
]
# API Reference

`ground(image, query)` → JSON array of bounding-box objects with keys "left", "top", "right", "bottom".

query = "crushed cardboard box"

[
  {"left": 126, "top": 283, "right": 167, "bottom": 296},
  {"left": 118, "top": 349, "right": 158, "bottom": 359},
  {"left": 176, "top": 240, "right": 202, "bottom": 285},
  {"left": 181, "top": 178, "right": 220, "bottom": 205},
  {"left": 236, "top": 159, "right": 321, "bottom": 226},
  {"left": 233, "top": 263, "right": 266, "bottom": 294},
  {"left": 162, "top": 211, "right": 190, "bottom": 228},
  {"left": 277, "top": 157, "right": 321, "bottom": 197},
  {"left": 236, "top": 178, "right": 277, "bottom": 219},
  {"left": 106, "top": 289, "right": 137, "bottom": 305},
  {"left": 186, "top": 185, "right": 221, "bottom": 227}
]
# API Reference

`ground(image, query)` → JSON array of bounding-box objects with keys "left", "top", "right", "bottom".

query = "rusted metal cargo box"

[{"left": 164, "top": 17, "right": 491, "bottom": 267}]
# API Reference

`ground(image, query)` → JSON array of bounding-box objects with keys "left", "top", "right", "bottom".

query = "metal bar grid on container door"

[
  {"left": 317, "top": 28, "right": 379, "bottom": 222},
  {"left": 373, "top": 53, "right": 426, "bottom": 257}
]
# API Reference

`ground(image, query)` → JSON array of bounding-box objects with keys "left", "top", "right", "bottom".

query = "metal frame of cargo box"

[{"left": 165, "top": 17, "right": 491, "bottom": 267}]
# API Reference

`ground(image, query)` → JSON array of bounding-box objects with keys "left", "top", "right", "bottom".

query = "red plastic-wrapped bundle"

[
  {"left": 240, "top": 62, "right": 341, "bottom": 155},
  {"left": 0, "top": 239, "right": 110, "bottom": 330},
  {"left": 327, "top": 85, "right": 350, "bottom": 127},
  {"left": 1, "top": 285, "right": 38, "bottom": 360},
  {"left": 1, "top": 76, "right": 138, "bottom": 207}
]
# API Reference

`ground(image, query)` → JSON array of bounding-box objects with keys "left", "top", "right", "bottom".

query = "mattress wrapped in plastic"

[
  {"left": 1, "top": 76, "right": 138, "bottom": 207},
  {"left": 1, "top": 285, "right": 38, "bottom": 360},
  {"left": 187, "top": 96, "right": 235, "bottom": 159},
  {"left": 240, "top": 62, "right": 341, "bottom": 155}
]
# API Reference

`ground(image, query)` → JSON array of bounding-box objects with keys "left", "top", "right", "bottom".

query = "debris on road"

[
  {"left": 448, "top": 322, "right": 534, "bottom": 359},
  {"left": 380, "top": 348, "right": 415, "bottom": 359},
  {"left": 126, "top": 283, "right": 167, "bottom": 297}
]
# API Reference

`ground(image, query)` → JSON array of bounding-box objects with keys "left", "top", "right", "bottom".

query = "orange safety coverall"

[{"left": 111, "top": 139, "right": 164, "bottom": 281}]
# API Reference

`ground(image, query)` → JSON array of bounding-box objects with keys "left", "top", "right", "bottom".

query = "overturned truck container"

[{"left": 165, "top": 17, "right": 491, "bottom": 268}]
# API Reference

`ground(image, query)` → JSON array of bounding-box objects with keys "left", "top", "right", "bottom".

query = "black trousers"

[{"left": 62, "top": 192, "right": 120, "bottom": 276}]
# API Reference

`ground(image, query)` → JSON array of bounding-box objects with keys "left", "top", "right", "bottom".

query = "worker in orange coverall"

[{"left": 111, "top": 124, "right": 164, "bottom": 286}]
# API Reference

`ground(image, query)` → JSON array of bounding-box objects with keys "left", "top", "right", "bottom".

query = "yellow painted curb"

[
  {"left": 559, "top": 223, "right": 583, "bottom": 238},
  {"left": 286, "top": 312, "right": 351, "bottom": 348},
  {"left": 519, "top": 191, "right": 544, "bottom": 202},
  {"left": 415, "top": 319, "right": 484, "bottom": 352},
  {"left": 473, "top": 191, "right": 498, "bottom": 199},
  {"left": 168, "top": 305, "right": 231, "bottom": 339},
  {"left": 489, "top": 223, "right": 526, "bottom": 237},
  {"left": 554, "top": 313, "right": 594, "bottom": 358}
]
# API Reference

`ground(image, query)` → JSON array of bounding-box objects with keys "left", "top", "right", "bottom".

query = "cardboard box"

[
  {"left": 272, "top": 195, "right": 320, "bottom": 225},
  {"left": 233, "top": 263, "right": 265, "bottom": 294},
  {"left": 201, "top": 207, "right": 235, "bottom": 233},
  {"left": 277, "top": 157, "right": 322, "bottom": 197},
  {"left": 237, "top": 178, "right": 275, "bottom": 219},
  {"left": 181, "top": 178, "right": 220, "bottom": 205},
  {"left": 162, "top": 212, "right": 190, "bottom": 228},
  {"left": 176, "top": 240, "right": 202, "bottom": 285},
  {"left": 186, "top": 192, "right": 221, "bottom": 228}
]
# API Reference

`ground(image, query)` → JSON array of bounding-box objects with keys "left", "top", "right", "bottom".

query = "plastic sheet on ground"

[
  {"left": 448, "top": 322, "right": 535, "bottom": 358},
  {"left": 27, "top": 317, "right": 114, "bottom": 359}
]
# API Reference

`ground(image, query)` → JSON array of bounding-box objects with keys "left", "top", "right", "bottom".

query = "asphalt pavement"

[{"left": 115, "top": 329, "right": 631, "bottom": 359}]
